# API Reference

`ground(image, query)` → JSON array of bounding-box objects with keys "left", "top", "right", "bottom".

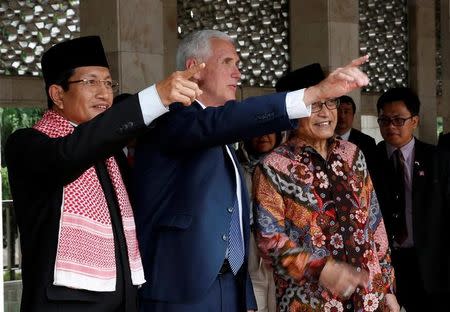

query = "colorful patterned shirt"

[{"left": 253, "top": 137, "right": 395, "bottom": 312}]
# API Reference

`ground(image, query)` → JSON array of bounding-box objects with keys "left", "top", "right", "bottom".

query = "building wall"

[{"left": 0, "top": 1, "right": 448, "bottom": 134}]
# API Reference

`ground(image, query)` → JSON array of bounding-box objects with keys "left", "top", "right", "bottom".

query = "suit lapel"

[
  {"left": 348, "top": 128, "right": 355, "bottom": 142},
  {"left": 412, "top": 140, "right": 427, "bottom": 196}
]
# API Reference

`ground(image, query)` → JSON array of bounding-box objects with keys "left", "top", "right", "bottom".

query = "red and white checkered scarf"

[{"left": 34, "top": 110, "right": 145, "bottom": 291}]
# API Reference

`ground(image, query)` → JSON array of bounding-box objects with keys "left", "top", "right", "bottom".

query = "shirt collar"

[
  {"left": 386, "top": 137, "right": 415, "bottom": 162},
  {"left": 197, "top": 100, "right": 206, "bottom": 110},
  {"left": 337, "top": 129, "right": 351, "bottom": 141}
]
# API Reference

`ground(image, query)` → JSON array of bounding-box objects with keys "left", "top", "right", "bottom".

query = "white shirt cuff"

[
  {"left": 285, "top": 89, "right": 311, "bottom": 119},
  {"left": 138, "top": 85, "right": 169, "bottom": 125}
]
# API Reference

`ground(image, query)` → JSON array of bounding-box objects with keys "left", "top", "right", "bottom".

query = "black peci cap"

[
  {"left": 275, "top": 63, "right": 325, "bottom": 92},
  {"left": 41, "top": 36, "right": 109, "bottom": 86}
]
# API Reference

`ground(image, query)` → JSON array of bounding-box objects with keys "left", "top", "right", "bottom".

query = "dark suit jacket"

[
  {"left": 132, "top": 93, "right": 296, "bottom": 309},
  {"left": 372, "top": 138, "right": 447, "bottom": 293},
  {"left": 5, "top": 95, "right": 148, "bottom": 312},
  {"left": 438, "top": 132, "right": 450, "bottom": 151},
  {"left": 348, "top": 128, "right": 377, "bottom": 176}
]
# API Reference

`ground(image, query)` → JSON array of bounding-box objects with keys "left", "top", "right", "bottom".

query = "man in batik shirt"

[{"left": 253, "top": 95, "right": 398, "bottom": 312}]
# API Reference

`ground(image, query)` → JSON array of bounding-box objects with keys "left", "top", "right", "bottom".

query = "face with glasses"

[
  {"left": 296, "top": 98, "right": 339, "bottom": 145},
  {"left": 378, "top": 100, "right": 418, "bottom": 148},
  {"left": 49, "top": 66, "right": 116, "bottom": 124}
]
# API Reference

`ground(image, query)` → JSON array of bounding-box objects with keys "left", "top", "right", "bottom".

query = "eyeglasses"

[
  {"left": 311, "top": 98, "right": 340, "bottom": 113},
  {"left": 67, "top": 79, "right": 119, "bottom": 93},
  {"left": 377, "top": 116, "right": 415, "bottom": 127}
]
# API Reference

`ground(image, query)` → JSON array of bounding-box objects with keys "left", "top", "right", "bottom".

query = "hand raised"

[
  {"left": 304, "top": 55, "right": 369, "bottom": 105},
  {"left": 156, "top": 63, "right": 205, "bottom": 106}
]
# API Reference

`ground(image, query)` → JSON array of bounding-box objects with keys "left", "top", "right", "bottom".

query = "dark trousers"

[
  {"left": 139, "top": 272, "right": 244, "bottom": 312},
  {"left": 391, "top": 248, "right": 427, "bottom": 312}
]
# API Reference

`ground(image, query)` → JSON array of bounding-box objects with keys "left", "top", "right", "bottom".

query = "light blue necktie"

[{"left": 227, "top": 199, "right": 244, "bottom": 275}]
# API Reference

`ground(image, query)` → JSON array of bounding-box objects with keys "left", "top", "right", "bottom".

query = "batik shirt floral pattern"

[{"left": 253, "top": 137, "right": 395, "bottom": 312}]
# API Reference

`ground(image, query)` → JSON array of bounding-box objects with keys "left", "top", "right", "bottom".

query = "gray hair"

[{"left": 176, "top": 30, "right": 234, "bottom": 70}]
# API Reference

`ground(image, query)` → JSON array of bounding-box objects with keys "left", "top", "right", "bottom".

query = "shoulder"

[
  {"left": 374, "top": 141, "right": 389, "bottom": 159},
  {"left": 376, "top": 140, "right": 387, "bottom": 151},
  {"left": 338, "top": 139, "right": 359, "bottom": 152},
  {"left": 5, "top": 128, "right": 46, "bottom": 167},
  {"left": 259, "top": 143, "right": 292, "bottom": 168},
  {"left": 414, "top": 139, "right": 437, "bottom": 166},
  {"left": 335, "top": 139, "right": 363, "bottom": 161},
  {"left": 6, "top": 127, "right": 45, "bottom": 147},
  {"left": 350, "top": 128, "right": 375, "bottom": 143},
  {"left": 415, "top": 138, "right": 436, "bottom": 152},
  {"left": 439, "top": 132, "right": 450, "bottom": 141}
]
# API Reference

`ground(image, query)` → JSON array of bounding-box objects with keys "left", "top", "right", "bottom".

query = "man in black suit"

[
  {"left": 335, "top": 95, "right": 377, "bottom": 175},
  {"left": 372, "top": 87, "right": 446, "bottom": 311},
  {"left": 438, "top": 132, "right": 450, "bottom": 151},
  {"left": 5, "top": 36, "right": 204, "bottom": 312}
]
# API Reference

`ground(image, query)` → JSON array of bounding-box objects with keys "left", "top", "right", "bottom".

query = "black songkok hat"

[
  {"left": 275, "top": 63, "right": 325, "bottom": 92},
  {"left": 41, "top": 36, "right": 109, "bottom": 86}
]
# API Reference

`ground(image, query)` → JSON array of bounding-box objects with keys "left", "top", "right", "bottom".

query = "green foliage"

[
  {"left": 3, "top": 269, "right": 22, "bottom": 281},
  {"left": 1, "top": 107, "right": 44, "bottom": 165},
  {"left": 437, "top": 116, "right": 444, "bottom": 137},
  {"left": 1, "top": 107, "right": 44, "bottom": 200},
  {"left": 1, "top": 166, "right": 11, "bottom": 200}
]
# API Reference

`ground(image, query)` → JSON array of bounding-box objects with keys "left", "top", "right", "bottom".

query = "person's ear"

[
  {"left": 48, "top": 85, "right": 65, "bottom": 110},
  {"left": 186, "top": 58, "right": 202, "bottom": 80},
  {"left": 411, "top": 115, "right": 420, "bottom": 129}
]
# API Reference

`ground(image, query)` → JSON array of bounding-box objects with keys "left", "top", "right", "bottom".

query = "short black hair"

[
  {"left": 46, "top": 68, "right": 75, "bottom": 109},
  {"left": 377, "top": 87, "right": 420, "bottom": 115},
  {"left": 338, "top": 95, "right": 356, "bottom": 115}
]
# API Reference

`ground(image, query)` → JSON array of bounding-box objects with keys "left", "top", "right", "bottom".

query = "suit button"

[
  {"left": 227, "top": 207, "right": 233, "bottom": 213},
  {"left": 222, "top": 234, "right": 228, "bottom": 241}
]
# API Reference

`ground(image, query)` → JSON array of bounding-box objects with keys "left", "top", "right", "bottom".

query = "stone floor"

[{"left": 3, "top": 280, "right": 22, "bottom": 312}]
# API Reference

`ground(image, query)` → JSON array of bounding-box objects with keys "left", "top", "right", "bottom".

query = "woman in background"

[{"left": 237, "top": 132, "right": 283, "bottom": 312}]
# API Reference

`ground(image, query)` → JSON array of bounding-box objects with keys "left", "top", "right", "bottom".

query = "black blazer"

[
  {"left": 372, "top": 138, "right": 448, "bottom": 293},
  {"left": 438, "top": 132, "right": 450, "bottom": 151},
  {"left": 5, "top": 95, "right": 148, "bottom": 312},
  {"left": 348, "top": 128, "right": 377, "bottom": 176}
]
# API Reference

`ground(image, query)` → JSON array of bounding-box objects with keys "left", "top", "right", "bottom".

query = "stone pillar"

[
  {"left": 80, "top": 0, "right": 177, "bottom": 94},
  {"left": 409, "top": 0, "right": 437, "bottom": 143},
  {"left": 0, "top": 131, "right": 3, "bottom": 311},
  {"left": 440, "top": 0, "right": 450, "bottom": 133},
  {"left": 290, "top": 0, "right": 362, "bottom": 129}
]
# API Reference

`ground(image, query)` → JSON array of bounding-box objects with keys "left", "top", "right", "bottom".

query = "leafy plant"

[{"left": 1, "top": 107, "right": 44, "bottom": 200}]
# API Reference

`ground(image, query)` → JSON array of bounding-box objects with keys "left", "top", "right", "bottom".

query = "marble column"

[
  {"left": 409, "top": 0, "right": 437, "bottom": 143},
  {"left": 290, "top": 0, "right": 362, "bottom": 129},
  {"left": 80, "top": 0, "right": 177, "bottom": 94},
  {"left": 440, "top": 0, "right": 450, "bottom": 133}
]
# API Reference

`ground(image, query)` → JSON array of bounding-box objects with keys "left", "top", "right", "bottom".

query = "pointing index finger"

[
  {"left": 181, "top": 62, "right": 206, "bottom": 79},
  {"left": 349, "top": 55, "right": 369, "bottom": 67}
]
